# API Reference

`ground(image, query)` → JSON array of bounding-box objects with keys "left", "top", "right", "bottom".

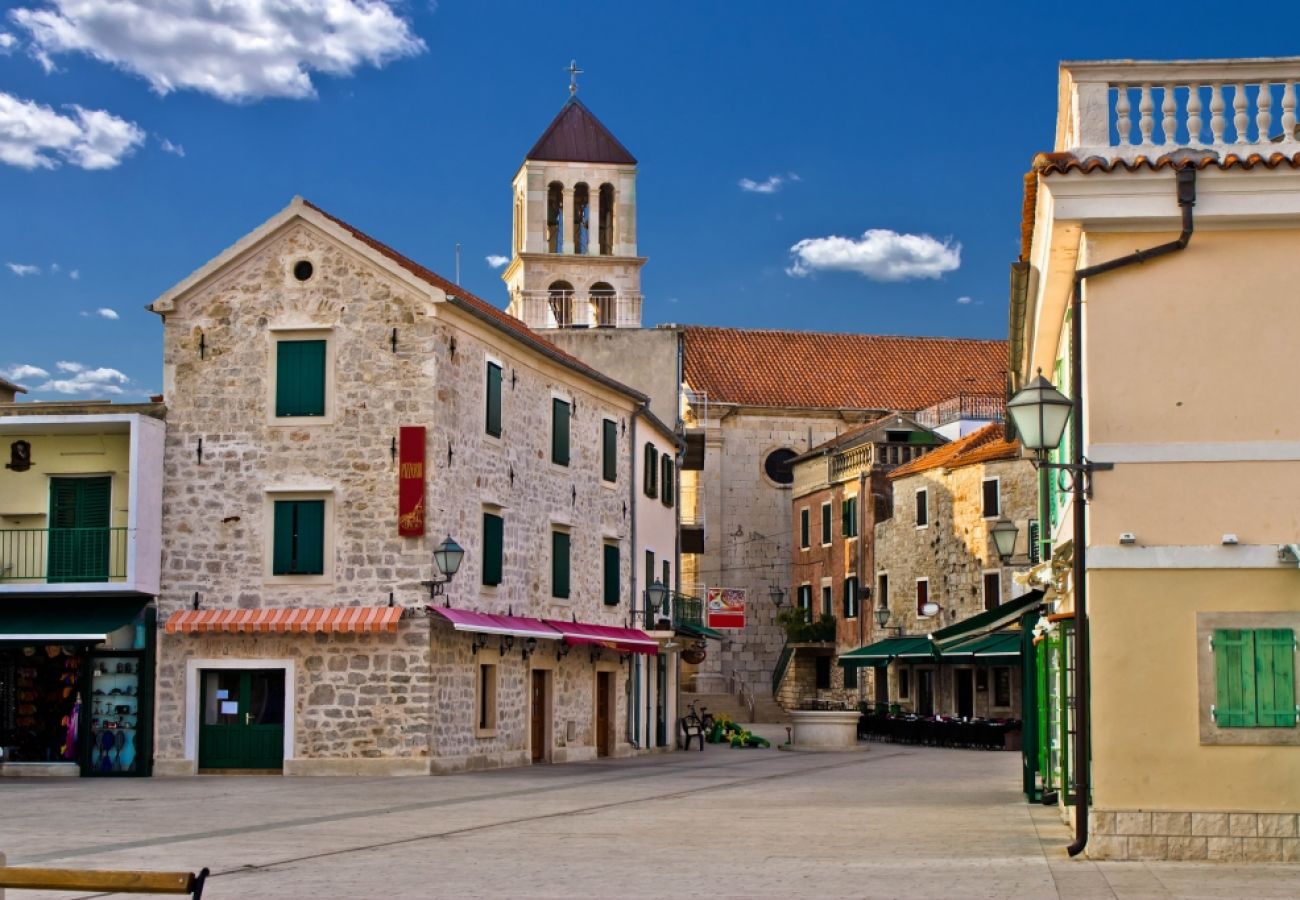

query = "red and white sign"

[
  {"left": 706, "top": 587, "right": 746, "bottom": 629},
  {"left": 397, "top": 426, "right": 426, "bottom": 536}
]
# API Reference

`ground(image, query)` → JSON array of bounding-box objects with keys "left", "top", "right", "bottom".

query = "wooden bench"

[{"left": 0, "top": 853, "right": 208, "bottom": 899}]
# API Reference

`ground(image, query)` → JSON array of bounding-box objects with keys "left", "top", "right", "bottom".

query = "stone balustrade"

[
  {"left": 1058, "top": 58, "right": 1300, "bottom": 158},
  {"left": 509, "top": 291, "right": 642, "bottom": 330}
]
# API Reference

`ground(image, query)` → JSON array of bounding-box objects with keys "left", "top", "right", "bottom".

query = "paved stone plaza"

[{"left": 2, "top": 742, "right": 1298, "bottom": 899}]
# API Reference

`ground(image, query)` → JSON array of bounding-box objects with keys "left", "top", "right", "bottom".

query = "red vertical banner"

[{"left": 398, "top": 426, "right": 426, "bottom": 536}]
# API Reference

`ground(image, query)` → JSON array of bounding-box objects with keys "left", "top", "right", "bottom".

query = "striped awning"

[{"left": 165, "top": 607, "right": 402, "bottom": 634}]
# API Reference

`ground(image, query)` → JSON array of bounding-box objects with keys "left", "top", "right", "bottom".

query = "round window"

[
  {"left": 763, "top": 448, "right": 797, "bottom": 485},
  {"left": 292, "top": 260, "right": 314, "bottom": 282}
]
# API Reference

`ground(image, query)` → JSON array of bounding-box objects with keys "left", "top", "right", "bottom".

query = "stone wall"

[{"left": 1088, "top": 809, "right": 1300, "bottom": 862}]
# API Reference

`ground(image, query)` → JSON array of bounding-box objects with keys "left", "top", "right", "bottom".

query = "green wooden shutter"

[
  {"left": 1214, "top": 629, "right": 1258, "bottom": 727},
  {"left": 486, "top": 363, "right": 503, "bottom": 437},
  {"left": 603, "top": 544, "right": 620, "bottom": 606},
  {"left": 821, "top": 504, "right": 831, "bottom": 543},
  {"left": 482, "top": 513, "right": 503, "bottom": 586},
  {"left": 602, "top": 419, "right": 617, "bottom": 482},
  {"left": 644, "top": 443, "right": 658, "bottom": 497},
  {"left": 272, "top": 501, "right": 295, "bottom": 575},
  {"left": 552, "top": 399, "right": 570, "bottom": 466},
  {"left": 1255, "top": 628, "right": 1297, "bottom": 727},
  {"left": 276, "top": 340, "right": 326, "bottom": 417},
  {"left": 552, "top": 531, "right": 570, "bottom": 598},
  {"left": 661, "top": 456, "right": 673, "bottom": 506},
  {"left": 800, "top": 509, "right": 809, "bottom": 548},
  {"left": 293, "top": 500, "right": 325, "bottom": 575}
]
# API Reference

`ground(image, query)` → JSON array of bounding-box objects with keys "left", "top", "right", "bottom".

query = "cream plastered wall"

[
  {"left": 0, "top": 431, "right": 131, "bottom": 528},
  {"left": 1089, "top": 569, "right": 1300, "bottom": 813}
]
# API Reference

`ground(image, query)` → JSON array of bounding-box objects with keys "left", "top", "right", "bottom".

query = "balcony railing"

[
  {"left": 671, "top": 592, "right": 704, "bottom": 630},
  {"left": 1059, "top": 58, "right": 1300, "bottom": 159},
  {"left": 0, "top": 528, "right": 129, "bottom": 583},
  {"left": 509, "top": 291, "right": 643, "bottom": 330},
  {"left": 914, "top": 394, "right": 1005, "bottom": 429}
]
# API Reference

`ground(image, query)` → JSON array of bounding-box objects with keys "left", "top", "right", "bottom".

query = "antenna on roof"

[
  {"left": 455, "top": 242, "right": 461, "bottom": 285},
  {"left": 567, "top": 59, "right": 583, "bottom": 96}
]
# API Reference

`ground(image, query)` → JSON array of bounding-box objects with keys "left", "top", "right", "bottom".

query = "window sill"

[
  {"left": 475, "top": 728, "right": 499, "bottom": 739},
  {"left": 269, "top": 415, "right": 334, "bottom": 427},
  {"left": 264, "top": 574, "right": 333, "bottom": 586}
]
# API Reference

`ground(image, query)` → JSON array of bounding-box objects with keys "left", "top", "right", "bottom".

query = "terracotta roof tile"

[
  {"left": 1035, "top": 149, "right": 1300, "bottom": 176},
  {"left": 888, "top": 423, "right": 1020, "bottom": 479},
  {"left": 526, "top": 98, "right": 636, "bottom": 165},
  {"left": 681, "top": 326, "right": 1006, "bottom": 411},
  {"left": 302, "top": 200, "right": 646, "bottom": 403}
]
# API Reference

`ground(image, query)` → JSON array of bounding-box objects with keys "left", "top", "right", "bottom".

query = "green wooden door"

[
  {"left": 198, "top": 670, "right": 286, "bottom": 769},
  {"left": 48, "top": 476, "right": 111, "bottom": 582}
]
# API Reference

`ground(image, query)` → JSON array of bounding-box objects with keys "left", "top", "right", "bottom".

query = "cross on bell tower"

[{"left": 566, "top": 60, "right": 583, "bottom": 96}]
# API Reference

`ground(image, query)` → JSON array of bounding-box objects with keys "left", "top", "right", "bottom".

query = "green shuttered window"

[
  {"left": 552, "top": 399, "right": 570, "bottom": 466},
  {"left": 1213, "top": 628, "right": 1297, "bottom": 728},
  {"left": 551, "top": 531, "right": 571, "bottom": 599},
  {"left": 486, "top": 362, "right": 503, "bottom": 437},
  {"left": 842, "top": 496, "right": 858, "bottom": 538},
  {"left": 275, "top": 339, "right": 326, "bottom": 417},
  {"left": 644, "top": 443, "right": 658, "bottom": 497},
  {"left": 272, "top": 500, "right": 325, "bottom": 575},
  {"left": 482, "top": 512, "right": 503, "bottom": 586},
  {"left": 799, "top": 509, "right": 810, "bottom": 549},
  {"left": 821, "top": 504, "right": 832, "bottom": 545},
  {"left": 660, "top": 455, "right": 674, "bottom": 507},
  {"left": 47, "top": 476, "right": 112, "bottom": 582},
  {"left": 602, "top": 419, "right": 617, "bottom": 482},
  {"left": 603, "top": 543, "right": 620, "bottom": 606}
]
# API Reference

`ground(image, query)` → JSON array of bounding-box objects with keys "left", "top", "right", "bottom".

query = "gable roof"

[
  {"left": 888, "top": 423, "right": 1021, "bottom": 479},
  {"left": 791, "top": 413, "right": 940, "bottom": 463},
  {"left": 681, "top": 326, "right": 1006, "bottom": 411},
  {"left": 526, "top": 98, "right": 637, "bottom": 165}
]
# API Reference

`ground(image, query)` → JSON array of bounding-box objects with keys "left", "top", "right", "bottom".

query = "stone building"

[
  {"left": 0, "top": 378, "right": 26, "bottom": 403},
  {"left": 148, "top": 198, "right": 670, "bottom": 775},
  {"left": 868, "top": 423, "right": 1036, "bottom": 718},
  {"left": 777, "top": 415, "right": 942, "bottom": 710}
]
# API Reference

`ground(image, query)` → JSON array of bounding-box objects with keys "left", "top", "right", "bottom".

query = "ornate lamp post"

[
  {"left": 422, "top": 535, "right": 465, "bottom": 598},
  {"left": 990, "top": 517, "right": 1020, "bottom": 564}
]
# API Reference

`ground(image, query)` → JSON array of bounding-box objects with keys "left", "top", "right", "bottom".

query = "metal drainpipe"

[
  {"left": 1065, "top": 166, "right": 1196, "bottom": 857},
  {"left": 857, "top": 468, "right": 868, "bottom": 700},
  {"left": 629, "top": 404, "right": 645, "bottom": 748}
]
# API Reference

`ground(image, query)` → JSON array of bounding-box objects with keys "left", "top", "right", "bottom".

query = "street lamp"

[
  {"left": 990, "top": 517, "right": 1019, "bottom": 564},
  {"left": 1007, "top": 371, "right": 1113, "bottom": 496},
  {"left": 872, "top": 606, "right": 890, "bottom": 629},
  {"left": 768, "top": 586, "right": 786, "bottom": 609},
  {"left": 637, "top": 579, "right": 669, "bottom": 626},
  {"left": 422, "top": 535, "right": 464, "bottom": 598}
]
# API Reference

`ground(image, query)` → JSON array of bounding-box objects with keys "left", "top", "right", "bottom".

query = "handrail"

[
  {"left": 770, "top": 642, "right": 794, "bottom": 697},
  {"left": 0, "top": 527, "right": 129, "bottom": 582},
  {"left": 730, "top": 671, "right": 756, "bottom": 721}
]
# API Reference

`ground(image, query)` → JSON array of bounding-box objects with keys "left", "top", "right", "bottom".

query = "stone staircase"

[{"left": 680, "top": 692, "right": 790, "bottom": 725}]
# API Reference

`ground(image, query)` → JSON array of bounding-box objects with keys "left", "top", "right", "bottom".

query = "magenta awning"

[
  {"left": 543, "top": 620, "right": 659, "bottom": 655},
  {"left": 429, "top": 607, "right": 561, "bottom": 640}
]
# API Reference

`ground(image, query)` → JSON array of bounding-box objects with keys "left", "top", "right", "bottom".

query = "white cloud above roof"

[
  {"left": 37, "top": 365, "right": 130, "bottom": 395},
  {"left": 0, "top": 91, "right": 144, "bottom": 169},
  {"left": 1, "top": 363, "right": 49, "bottom": 382},
  {"left": 7, "top": 262, "right": 40, "bottom": 275},
  {"left": 786, "top": 229, "right": 961, "bottom": 282},
  {"left": 11, "top": 0, "right": 426, "bottom": 102},
  {"left": 485, "top": 254, "right": 509, "bottom": 268}
]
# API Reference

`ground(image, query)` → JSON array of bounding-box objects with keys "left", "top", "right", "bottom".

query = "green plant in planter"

[{"left": 775, "top": 608, "right": 837, "bottom": 643}]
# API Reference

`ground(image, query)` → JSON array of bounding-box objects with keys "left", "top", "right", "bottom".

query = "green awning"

[
  {"left": 676, "top": 622, "right": 726, "bottom": 642},
  {"left": 939, "top": 631, "right": 1022, "bottom": 661},
  {"left": 838, "top": 636, "right": 931, "bottom": 668},
  {"left": 0, "top": 597, "right": 148, "bottom": 643},
  {"left": 930, "top": 589, "right": 1045, "bottom": 650}
]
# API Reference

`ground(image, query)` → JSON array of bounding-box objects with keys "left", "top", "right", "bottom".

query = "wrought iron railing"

[
  {"left": 671, "top": 593, "right": 703, "bottom": 630},
  {"left": 914, "top": 393, "right": 1005, "bottom": 429},
  {"left": 771, "top": 643, "right": 794, "bottom": 697},
  {"left": 0, "top": 527, "right": 129, "bottom": 583}
]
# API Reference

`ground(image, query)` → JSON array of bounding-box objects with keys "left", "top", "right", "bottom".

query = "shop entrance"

[
  {"left": 198, "top": 669, "right": 285, "bottom": 770},
  {"left": 530, "top": 669, "right": 549, "bottom": 763},
  {"left": 956, "top": 669, "right": 975, "bottom": 719},
  {"left": 595, "top": 671, "right": 612, "bottom": 758},
  {"left": 917, "top": 669, "right": 935, "bottom": 717}
]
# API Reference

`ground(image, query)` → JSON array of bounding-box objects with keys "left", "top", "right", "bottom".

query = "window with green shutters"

[
  {"left": 486, "top": 362, "right": 503, "bottom": 437},
  {"left": 601, "top": 419, "right": 617, "bottom": 482},
  {"left": 275, "top": 339, "right": 326, "bottom": 417},
  {"left": 821, "top": 503, "right": 832, "bottom": 545},
  {"left": 843, "top": 576, "right": 859, "bottom": 619},
  {"left": 842, "top": 496, "right": 858, "bottom": 538},
  {"left": 551, "top": 399, "right": 571, "bottom": 466},
  {"left": 603, "top": 543, "right": 620, "bottom": 605},
  {"left": 47, "top": 476, "right": 112, "bottom": 582},
  {"left": 272, "top": 500, "right": 325, "bottom": 575},
  {"left": 551, "top": 530, "right": 571, "bottom": 599},
  {"left": 797, "top": 585, "right": 812, "bottom": 618},
  {"left": 799, "top": 508, "right": 810, "bottom": 549},
  {"left": 821, "top": 584, "right": 833, "bottom": 618},
  {"left": 482, "top": 512, "right": 503, "bottom": 586},
  {"left": 1213, "top": 628, "right": 1297, "bottom": 728},
  {"left": 643, "top": 443, "right": 658, "bottom": 497},
  {"left": 660, "top": 455, "right": 674, "bottom": 507}
]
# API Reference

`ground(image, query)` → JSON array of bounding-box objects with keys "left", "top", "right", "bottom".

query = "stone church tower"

[{"left": 502, "top": 96, "right": 646, "bottom": 330}]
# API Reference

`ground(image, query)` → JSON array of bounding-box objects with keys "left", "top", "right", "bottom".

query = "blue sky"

[{"left": 1, "top": 1, "right": 1296, "bottom": 400}]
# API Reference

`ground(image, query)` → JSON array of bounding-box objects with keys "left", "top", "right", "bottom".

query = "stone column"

[{"left": 561, "top": 185, "right": 574, "bottom": 255}]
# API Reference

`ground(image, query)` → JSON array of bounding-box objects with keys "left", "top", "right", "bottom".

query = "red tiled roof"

[
  {"left": 526, "top": 98, "right": 636, "bottom": 165},
  {"left": 888, "top": 423, "right": 1020, "bottom": 479},
  {"left": 1035, "top": 149, "right": 1300, "bottom": 176},
  {"left": 681, "top": 326, "right": 1006, "bottom": 411},
  {"left": 301, "top": 200, "right": 646, "bottom": 403}
]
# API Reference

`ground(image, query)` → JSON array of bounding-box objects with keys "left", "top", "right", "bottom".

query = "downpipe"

[{"left": 1066, "top": 167, "right": 1195, "bottom": 858}]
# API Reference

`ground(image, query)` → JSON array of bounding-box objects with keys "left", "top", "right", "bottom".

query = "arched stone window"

[
  {"left": 590, "top": 281, "right": 616, "bottom": 328},
  {"left": 548, "top": 280, "right": 574, "bottom": 328},
  {"left": 598, "top": 183, "right": 615, "bottom": 255},
  {"left": 546, "top": 182, "right": 563, "bottom": 253},
  {"left": 573, "top": 183, "right": 590, "bottom": 255}
]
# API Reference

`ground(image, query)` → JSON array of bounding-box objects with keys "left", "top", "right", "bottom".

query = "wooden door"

[
  {"left": 530, "top": 670, "right": 547, "bottom": 763},
  {"left": 595, "top": 672, "right": 611, "bottom": 758},
  {"left": 48, "top": 476, "right": 111, "bottom": 582},
  {"left": 957, "top": 669, "right": 975, "bottom": 719},
  {"left": 198, "top": 669, "right": 285, "bottom": 770}
]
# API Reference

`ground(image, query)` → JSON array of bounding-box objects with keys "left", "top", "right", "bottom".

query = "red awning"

[
  {"left": 165, "top": 607, "right": 402, "bottom": 634},
  {"left": 429, "top": 607, "right": 561, "bottom": 640},
  {"left": 543, "top": 620, "right": 658, "bottom": 655}
]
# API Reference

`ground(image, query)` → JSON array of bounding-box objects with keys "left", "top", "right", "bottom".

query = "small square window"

[{"left": 982, "top": 478, "right": 1000, "bottom": 518}]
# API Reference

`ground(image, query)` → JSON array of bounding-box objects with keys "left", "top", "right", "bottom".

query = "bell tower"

[{"left": 504, "top": 70, "right": 645, "bottom": 330}]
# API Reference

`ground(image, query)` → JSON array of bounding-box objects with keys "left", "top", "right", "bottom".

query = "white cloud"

[
  {"left": 56, "top": 360, "right": 83, "bottom": 372},
  {"left": 786, "top": 229, "right": 961, "bottom": 282},
  {"left": 11, "top": 0, "right": 426, "bottom": 103},
  {"left": 485, "top": 254, "right": 508, "bottom": 269},
  {"left": 96, "top": 307, "right": 118, "bottom": 319},
  {"left": 68, "top": 268, "right": 79, "bottom": 279},
  {"left": 2, "top": 363, "right": 49, "bottom": 382},
  {"left": 158, "top": 136, "right": 184, "bottom": 156},
  {"left": 0, "top": 32, "right": 15, "bottom": 53},
  {"left": 0, "top": 91, "right": 144, "bottom": 170},
  {"left": 49, "top": 262, "right": 59, "bottom": 272},
  {"left": 739, "top": 175, "right": 786, "bottom": 194},
  {"left": 7, "top": 262, "right": 39, "bottom": 276},
  {"left": 37, "top": 365, "right": 129, "bottom": 395},
  {"left": 956, "top": 296, "right": 973, "bottom": 305}
]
